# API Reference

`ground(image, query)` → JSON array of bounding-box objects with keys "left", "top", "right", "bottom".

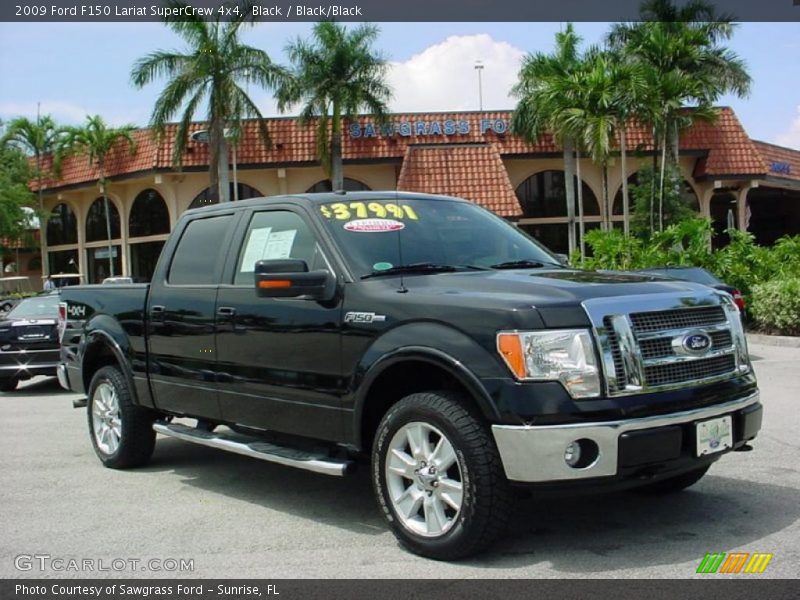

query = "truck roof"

[{"left": 184, "top": 191, "right": 469, "bottom": 217}]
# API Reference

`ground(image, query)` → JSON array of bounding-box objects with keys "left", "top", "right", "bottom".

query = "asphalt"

[{"left": 1, "top": 342, "right": 798, "bottom": 579}]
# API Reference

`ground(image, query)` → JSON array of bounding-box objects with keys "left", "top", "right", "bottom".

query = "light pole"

[
  {"left": 474, "top": 61, "right": 484, "bottom": 111},
  {"left": 190, "top": 129, "right": 238, "bottom": 202}
]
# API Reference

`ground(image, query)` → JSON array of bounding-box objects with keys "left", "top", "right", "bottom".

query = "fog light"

[
  {"left": 564, "top": 441, "right": 581, "bottom": 467},
  {"left": 564, "top": 438, "right": 600, "bottom": 469}
]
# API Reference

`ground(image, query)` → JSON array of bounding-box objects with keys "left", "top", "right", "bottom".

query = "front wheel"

[
  {"left": 372, "top": 391, "right": 512, "bottom": 560},
  {"left": 87, "top": 365, "right": 156, "bottom": 469}
]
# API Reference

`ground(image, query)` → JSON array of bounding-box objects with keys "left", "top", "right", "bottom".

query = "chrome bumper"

[
  {"left": 57, "top": 363, "right": 70, "bottom": 390},
  {"left": 492, "top": 391, "right": 760, "bottom": 483}
]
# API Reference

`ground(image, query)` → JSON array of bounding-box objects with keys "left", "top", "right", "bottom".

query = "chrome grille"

[
  {"left": 645, "top": 354, "right": 736, "bottom": 387},
  {"left": 629, "top": 306, "right": 726, "bottom": 332},
  {"left": 583, "top": 293, "right": 744, "bottom": 397}
]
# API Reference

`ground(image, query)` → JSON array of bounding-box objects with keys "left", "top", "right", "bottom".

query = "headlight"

[{"left": 497, "top": 329, "right": 601, "bottom": 398}]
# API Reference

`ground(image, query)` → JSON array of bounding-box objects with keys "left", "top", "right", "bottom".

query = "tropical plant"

[
  {"left": 629, "top": 164, "right": 695, "bottom": 237},
  {"left": 608, "top": 0, "right": 751, "bottom": 230},
  {"left": 64, "top": 115, "right": 136, "bottom": 277},
  {"left": 750, "top": 278, "right": 800, "bottom": 336},
  {"left": 277, "top": 21, "right": 391, "bottom": 192},
  {"left": 131, "top": 0, "right": 285, "bottom": 203},
  {"left": 2, "top": 114, "right": 69, "bottom": 272},
  {"left": 512, "top": 24, "right": 583, "bottom": 255},
  {"left": 0, "top": 132, "right": 36, "bottom": 247}
]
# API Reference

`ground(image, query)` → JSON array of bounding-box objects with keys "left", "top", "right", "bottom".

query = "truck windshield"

[{"left": 317, "top": 197, "right": 560, "bottom": 278}]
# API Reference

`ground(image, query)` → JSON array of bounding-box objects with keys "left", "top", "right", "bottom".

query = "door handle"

[
  {"left": 150, "top": 305, "right": 165, "bottom": 316},
  {"left": 217, "top": 306, "right": 236, "bottom": 317}
]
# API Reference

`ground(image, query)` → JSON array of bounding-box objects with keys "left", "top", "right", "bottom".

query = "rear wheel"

[
  {"left": 0, "top": 377, "right": 18, "bottom": 392},
  {"left": 372, "top": 391, "right": 512, "bottom": 560},
  {"left": 636, "top": 465, "right": 710, "bottom": 495},
  {"left": 87, "top": 365, "right": 156, "bottom": 468}
]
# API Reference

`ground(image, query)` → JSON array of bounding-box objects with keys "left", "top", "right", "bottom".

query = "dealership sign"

[{"left": 349, "top": 118, "right": 509, "bottom": 139}]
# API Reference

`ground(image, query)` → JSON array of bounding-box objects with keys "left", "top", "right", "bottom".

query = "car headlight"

[{"left": 497, "top": 329, "right": 601, "bottom": 398}]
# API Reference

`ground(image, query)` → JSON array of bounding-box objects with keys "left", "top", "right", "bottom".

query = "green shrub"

[{"left": 750, "top": 278, "right": 800, "bottom": 336}]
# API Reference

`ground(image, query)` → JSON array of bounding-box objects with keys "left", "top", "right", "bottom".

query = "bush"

[{"left": 750, "top": 278, "right": 800, "bottom": 336}]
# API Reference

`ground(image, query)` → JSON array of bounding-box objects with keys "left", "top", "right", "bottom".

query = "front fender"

[{"left": 350, "top": 321, "right": 508, "bottom": 445}]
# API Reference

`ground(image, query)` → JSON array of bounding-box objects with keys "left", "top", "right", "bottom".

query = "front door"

[{"left": 215, "top": 208, "right": 345, "bottom": 441}]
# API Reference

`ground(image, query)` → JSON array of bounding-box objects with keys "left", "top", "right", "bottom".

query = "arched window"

[
  {"left": 306, "top": 178, "right": 371, "bottom": 193},
  {"left": 189, "top": 183, "right": 263, "bottom": 210},
  {"left": 515, "top": 170, "right": 599, "bottom": 218},
  {"left": 129, "top": 189, "right": 170, "bottom": 237},
  {"left": 86, "top": 197, "right": 121, "bottom": 242},
  {"left": 613, "top": 172, "right": 700, "bottom": 215},
  {"left": 46, "top": 203, "right": 78, "bottom": 246},
  {"left": 514, "top": 171, "right": 599, "bottom": 255}
]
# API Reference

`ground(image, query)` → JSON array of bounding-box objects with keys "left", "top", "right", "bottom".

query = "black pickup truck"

[{"left": 58, "top": 191, "right": 762, "bottom": 559}]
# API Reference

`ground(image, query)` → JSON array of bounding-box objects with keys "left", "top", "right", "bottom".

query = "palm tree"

[
  {"left": 609, "top": 0, "right": 751, "bottom": 231},
  {"left": 65, "top": 115, "right": 136, "bottom": 277},
  {"left": 131, "top": 0, "right": 285, "bottom": 203},
  {"left": 277, "top": 22, "right": 391, "bottom": 192},
  {"left": 2, "top": 114, "right": 68, "bottom": 276},
  {"left": 511, "top": 25, "right": 583, "bottom": 255}
]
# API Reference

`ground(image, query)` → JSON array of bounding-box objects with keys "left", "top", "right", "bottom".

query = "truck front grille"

[{"left": 585, "top": 295, "right": 745, "bottom": 396}]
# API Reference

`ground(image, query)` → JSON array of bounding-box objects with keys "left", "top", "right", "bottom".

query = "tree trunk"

[
  {"left": 620, "top": 126, "right": 630, "bottom": 237},
  {"left": 658, "top": 130, "right": 667, "bottom": 232},
  {"left": 576, "top": 150, "right": 585, "bottom": 260},
  {"left": 36, "top": 152, "right": 48, "bottom": 278},
  {"left": 563, "top": 138, "right": 577, "bottom": 255},
  {"left": 331, "top": 104, "right": 343, "bottom": 192},
  {"left": 602, "top": 163, "right": 610, "bottom": 235},
  {"left": 650, "top": 127, "right": 657, "bottom": 235},
  {"left": 99, "top": 163, "right": 115, "bottom": 278}
]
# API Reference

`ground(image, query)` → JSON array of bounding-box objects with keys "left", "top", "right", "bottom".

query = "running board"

[{"left": 153, "top": 422, "right": 354, "bottom": 477}]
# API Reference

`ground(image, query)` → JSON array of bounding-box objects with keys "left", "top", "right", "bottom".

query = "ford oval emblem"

[{"left": 682, "top": 332, "right": 712, "bottom": 354}]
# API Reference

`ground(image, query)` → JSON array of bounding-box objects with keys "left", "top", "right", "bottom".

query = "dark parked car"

[
  {"left": 636, "top": 267, "right": 746, "bottom": 312},
  {"left": 0, "top": 292, "right": 61, "bottom": 391}
]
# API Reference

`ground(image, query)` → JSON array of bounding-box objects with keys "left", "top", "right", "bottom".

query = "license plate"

[{"left": 696, "top": 415, "right": 733, "bottom": 456}]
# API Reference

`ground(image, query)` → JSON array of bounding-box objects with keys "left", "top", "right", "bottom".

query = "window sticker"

[
  {"left": 239, "top": 226, "right": 273, "bottom": 271},
  {"left": 344, "top": 219, "right": 405, "bottom": 233},
  {"left": 262, "top": 229, "right": 297, "bottom": 259},
  {"left": 320, "top": 202, "right": 419, "bottom": 221}
]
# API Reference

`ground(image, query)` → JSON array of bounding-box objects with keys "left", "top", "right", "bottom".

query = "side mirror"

[
  {"left": 255, "top": 259, "right": 333, "bottom": 301},
  {"left": 554, "top": 253, "right": 570, "bottom": 266}
]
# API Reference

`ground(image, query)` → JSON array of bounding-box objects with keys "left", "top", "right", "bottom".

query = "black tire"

[
  {"left": 636, "top": 465, "right": 710, "bottom": 495},
  {"left": 372, "top": 391, "right": 512, "bottom": 560},
  {"left": 0, "top": 377, "right": 18, "bottom": 392},
  {"left": 87, "top": 365, "right": 156, "bottom": 469}
]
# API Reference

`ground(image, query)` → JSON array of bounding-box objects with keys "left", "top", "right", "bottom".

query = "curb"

[{"left": 746, "top": 332, "right": 800, "bottom": 348}]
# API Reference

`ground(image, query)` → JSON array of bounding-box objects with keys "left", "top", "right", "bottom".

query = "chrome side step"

[{"left": 153, "top": 422, "right": 354, "bottom": 477}]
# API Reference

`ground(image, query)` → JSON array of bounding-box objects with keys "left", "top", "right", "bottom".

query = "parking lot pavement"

[{"left": 1, "top": 341, "right": 798, "bottom": 579}]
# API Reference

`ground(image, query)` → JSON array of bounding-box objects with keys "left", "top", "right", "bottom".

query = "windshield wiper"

[
  {"left": 489, "top": 259, "right": 558, "bottom": 270},
  {"left": 361, "top": 262, "right": 474, "bottom": 280}
]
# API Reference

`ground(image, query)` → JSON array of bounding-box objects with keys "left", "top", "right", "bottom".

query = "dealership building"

[{"left": 11, "top": 107, "right": 800, "bottom": 285}]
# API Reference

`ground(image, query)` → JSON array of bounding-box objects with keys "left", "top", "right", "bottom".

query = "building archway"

[
  {"left": 189, "top": 183, "right": 263, "bottom": 209},
  {"left": 46, "top": 203, "right": 78, "bottom": 246},
  {"left": 514, "top": 170, "right": 599, "bottom": 254},
  {"left": 128, "top": 188, "right": 171, "bottom": 281},
  {"left": 710, "top": 191, "right": 738, "bottom": 249},
  {"left": 306, "top": 178, "right": 371, "bottom": 193},
  {"left": 612, "top": 172, "right": 700, "bottom": 219},
  {"left": 85, "top": 197, "right": 122, "bottom": 282}
]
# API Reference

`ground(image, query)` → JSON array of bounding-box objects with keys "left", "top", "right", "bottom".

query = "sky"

[{"left": 0, "top": 21, "right": 799, "bottom": 149}]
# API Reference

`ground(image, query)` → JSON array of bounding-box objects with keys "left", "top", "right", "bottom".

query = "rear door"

[
  {"left": 214, "top": 206, "right": 345, "bottom": 441},
  {"left": 146, "top": 211, "right": 239, "bottom": 419}
]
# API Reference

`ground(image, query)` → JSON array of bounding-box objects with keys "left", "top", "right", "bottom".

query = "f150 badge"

[{"left": 344, "top": 312, "right": 387, "bottom": 324}]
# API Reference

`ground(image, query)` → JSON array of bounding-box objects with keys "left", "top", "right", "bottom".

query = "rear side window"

[{"left": 169, "top": 215, "right": 232, "bottom": 285}]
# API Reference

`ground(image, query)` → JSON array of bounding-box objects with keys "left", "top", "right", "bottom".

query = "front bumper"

[{"left": 492, "top": 391, "right": 761, "bottom": 483}]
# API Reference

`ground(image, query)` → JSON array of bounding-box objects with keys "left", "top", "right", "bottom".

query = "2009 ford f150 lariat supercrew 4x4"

[{"left": 58, "top": 192, "right": 762, "bottom": 559}]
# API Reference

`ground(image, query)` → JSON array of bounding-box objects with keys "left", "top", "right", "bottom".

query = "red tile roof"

[
  {"left": 397, "top": 144, "right": 522, "bottom": 217},
  {"left": 32, "top": 107, "right": 781, "bottom": 192},
  {"left": 752, "top": 141, "right": 800, "bottom": 182}
]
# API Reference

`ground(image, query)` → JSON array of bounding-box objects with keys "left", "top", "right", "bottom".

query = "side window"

[
  {"left": 234, "top": 211, "right": 325, "bottom": 285},
  {"left": 168, "top": 215, "right": 232, "bottom": 285}
]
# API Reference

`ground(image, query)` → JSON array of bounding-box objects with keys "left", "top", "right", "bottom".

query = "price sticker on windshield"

[{"left": 320, "top": 202, "right": 419, "bottom": 221}]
